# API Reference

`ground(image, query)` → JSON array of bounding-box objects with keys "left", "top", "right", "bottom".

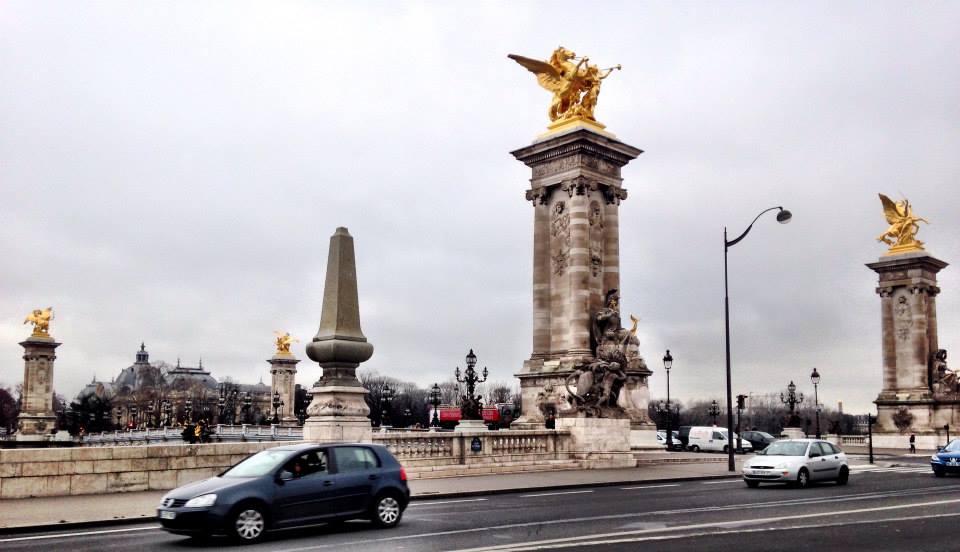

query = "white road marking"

[
  {"left": 620, "top": 484, "right": 681, "bottom": 490},
  {"left": 447, "top": 498, "right": 960, "bottom": 551},
  {"left": 276, "top": 485, "right": 960, "bottom": 551},
  {"left": 410, "top": 498, "right": 489, "bottom": 507},
  {"left": 701, "top": 479, "right": 742, "bottom": 484},
  {"left": 483, "top": 511, "right": 960, "bottom": 550},
  {"left": 0, "top": 525, "right": 159, "bottom": 543},
  {"left": 520, "top": 490, "right": 594, "bottom": 498}
]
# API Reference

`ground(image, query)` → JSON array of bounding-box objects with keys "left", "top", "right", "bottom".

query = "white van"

[{"left": 687, "top": 426, "right": 753, "bottom": 453}]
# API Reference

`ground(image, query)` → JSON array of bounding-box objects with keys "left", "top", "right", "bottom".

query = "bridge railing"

[{"left": 81, "top": 424, "right": 303, "bottom": 446}]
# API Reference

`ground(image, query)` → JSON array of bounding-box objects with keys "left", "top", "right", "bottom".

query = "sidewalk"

[{"left": 0, "top": 460, "right": 742, "bottom": 531}]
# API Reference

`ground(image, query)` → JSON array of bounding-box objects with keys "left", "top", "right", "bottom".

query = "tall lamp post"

[
  {"left": 663, "top": 350, "right": 674, "bottom": 450},
  {"left": 381, "top": 383, "right": 394, "bottom": 429},
  {"left": 272, "top": 391, "right": 283, "bottom": 425},
  {"left": 708, "top": 400, "right": 721, "bottom": 426},
  {"left": 810, "top": 368, "right": 821, "bottom": 439},
  {"left": 724, "top": 205, "right": 792, "bottom": 472},
  {"left": 455, "top": 349, "right": 488, "bottom": 421},
  {"left": 429, "top": 383, "right": 442, "bottom": 430}
]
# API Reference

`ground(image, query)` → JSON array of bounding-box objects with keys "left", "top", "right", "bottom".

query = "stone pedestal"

[
  {"left": 269, "top": 353, "right": 300, "bottom": 425},
  {"left": 867, "top": 252, "right": 953, "bottom": 435},
  {"left": 780, "top": 427, "right": 806, "bottom": 439},
  {"left": 511, "top": 127, "right": 644, "bottom": 426},
  {"left": 16, "top": 336, "right": 60, "bottom": 440},
  {"left": 455, "top": 419, "right": 488, "bottom": 432},
  {"left": 555, "top": 417, "right": 635, "bottom": 468},
  {"left": 303, "top": 227, "right": 374, "bottom": 444}
]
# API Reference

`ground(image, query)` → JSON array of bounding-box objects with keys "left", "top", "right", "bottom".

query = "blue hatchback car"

[
  {"left": 158, "top": 443, "right": 410, "bottom": 543},
  {"left": 931, "top": 439, "right": 960, "bottom": 477}
]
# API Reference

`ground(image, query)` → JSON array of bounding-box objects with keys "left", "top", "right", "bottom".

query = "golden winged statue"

[
  {"left": 876, "top": 194, "right": 928, "bottom": 254},
  {"left": 274, "top": 331, "right": 298, "bottom": 356},
  {"left": 24, "top": 307, "right": 54, "bottom": 337},
  {"left": 509, "top": 47, "right": 621, "bottom": 129}
]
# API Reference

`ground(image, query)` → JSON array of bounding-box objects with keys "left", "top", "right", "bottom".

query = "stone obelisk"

[
  {"left": 17, "top": 308, "right": 60, "bottom": 441},
  {"left": 303, "top": 227, "right": 374, "bottom": 442}
]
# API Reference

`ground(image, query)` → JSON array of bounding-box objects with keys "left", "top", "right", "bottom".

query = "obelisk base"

[
  {"left": 15, "top": 415, "right": 57, "bottom": 441},
  {"left": 302, "top": 385, "right": 372, "bottom": 443}
]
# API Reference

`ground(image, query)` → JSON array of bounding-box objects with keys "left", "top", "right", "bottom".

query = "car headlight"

[
  {"left": 773, "top": 463, "right": 788, "bottom": 470},
  {"left": 184, "top": 494, "right": 217, "bottom": 508},
  {"left": 931, "top": 454, "right": 942, "bottom": 463}
]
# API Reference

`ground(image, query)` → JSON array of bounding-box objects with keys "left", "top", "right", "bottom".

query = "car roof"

[{"left": 267, "top": 442, "right": 387, "bottom": 452}]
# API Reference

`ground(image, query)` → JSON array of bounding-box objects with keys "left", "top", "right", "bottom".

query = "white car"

[
  {"left": 742, "top": 439, "right": 849, "bottom": 488},
  {"left": 686, "top": 426, "right": 754, "bottom": 453}
]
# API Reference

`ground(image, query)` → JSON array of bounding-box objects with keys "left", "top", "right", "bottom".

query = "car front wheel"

[
  {"left": 795, "top": 468, "right": 811, "bottom": 489},
  {"left": 231, "top": 503, "right": 268, "bottom": 543},
  {"left": 745, "top": 480, "right": 760, "bottom": 488},
  {"left": 934, "top": 467, "right": 945, "bottom": 477},
  {"left": 371, "top": 493, "right": 403, "bottom": 528}
]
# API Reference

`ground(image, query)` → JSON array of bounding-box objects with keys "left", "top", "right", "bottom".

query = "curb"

[{"left": 0, "top": 472, "right": 742, "bottom": 535}]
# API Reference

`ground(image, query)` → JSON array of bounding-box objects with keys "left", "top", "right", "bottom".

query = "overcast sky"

[{"left": 2, "top": 2, "right": 958, "bottom": 414}]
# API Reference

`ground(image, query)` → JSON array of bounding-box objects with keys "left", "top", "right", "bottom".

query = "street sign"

[{"left": 471, "top": 437, "right": 482, "bottom": 452}]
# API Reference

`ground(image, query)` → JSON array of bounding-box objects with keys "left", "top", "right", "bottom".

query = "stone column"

[
  {"left": 269, "top": 353, "right": 300, "bottom": 426},
  {"left": 17, "top": 335, "right": 60, "bottom": 441},
  {"left": 303, "top": 227, "right": 374, "bottom": 443},
  {"left": 867, "top": 252, "right": 948, "bottom": 433},
  {"left": 512, "top": 127, "right": 641, "bottom": 427}
]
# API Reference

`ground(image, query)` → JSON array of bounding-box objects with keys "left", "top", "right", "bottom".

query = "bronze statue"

[
  {"left": 877, "top": 194, "right": 928, "bottom": 253},
  {"left": 565, "top": 289, "right": 640, "bottom": 417},
  {"left": 509, "top": 47, "right": 621, "bottom": 126},
  {"left": 24, "top": 307, "right": 53, "bottom": 337}
]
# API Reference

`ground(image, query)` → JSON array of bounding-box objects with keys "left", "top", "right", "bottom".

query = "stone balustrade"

[{"left": 372, "top": 429, "right": 570, "bottom": 470}]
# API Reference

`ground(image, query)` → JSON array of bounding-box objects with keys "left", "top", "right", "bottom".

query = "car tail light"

[{"left": 400, "top": 467, "right": 407, "bottom": 481}]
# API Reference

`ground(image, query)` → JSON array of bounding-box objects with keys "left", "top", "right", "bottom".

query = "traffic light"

[{"left": 736, "top": 394, "right": 747, "bottom": 410}]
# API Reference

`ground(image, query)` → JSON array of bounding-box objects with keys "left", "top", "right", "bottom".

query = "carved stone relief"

[
  {"left": 551, "top": 201, "right": 571, "bottom": 276},
  {"left": 894, "top": 293, "right": 912, "bottom": 342}
]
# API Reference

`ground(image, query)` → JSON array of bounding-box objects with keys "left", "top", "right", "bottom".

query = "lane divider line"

[
  {"left": 520, "top": 490, "right": 594, "bottom": 498},
  {"left": 620, "top": 484, "right": 681, "bottom": 490},
  {"left": 0, "top": 525, "right": 158, "bottom": 544}
]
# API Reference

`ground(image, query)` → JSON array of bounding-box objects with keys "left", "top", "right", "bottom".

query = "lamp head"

[
  {"left": 788, "top": 380, "right": 796, "bottom": 393},
  {"left": 776, "top": 208, "right": 792, "bottom": 224},
  {"left": 810, "top": 367, "right": 821, "bottom": 386},
  {"left": 466, "top": 349, "right": 477, "bottom": 369},
  {"left": 662, "top": 349, "right": 673, "bottom": 371}
]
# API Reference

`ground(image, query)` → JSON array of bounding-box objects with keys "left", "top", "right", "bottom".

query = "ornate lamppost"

[
  {"left": 380, "top": 383, "right": 394, "bottom": 429},
  {"left": 162, "top": 399, "right": 172, "bottom": 428},
  {"left": 242, "top": 392, "right": 253, "bottom": 424},
  {"left": 184, "top": 401, "right": 193, "bottom": 424},
  {"left": 129, "top": 404, "right": 139, "bottom": 430},
  {"left": 115, "top": 406, "right": 122, "bottom": 429},
  {"left": 663, "top": 350, "right": 674, "bottom": 450},
  {"left": 271, "top": 391, "right": 283, "bottom": 425},
  {"left": 147, "top": 402, "right": 156, "bottom": 429},
  {"left": 780, "top": 380, "right": 804, "bottom": 429},
  {"left": 429, "top": 383, "right": 442, "bottom": 430},
  {"left": 810, "top": 368, "right": 821, "bottom": 439},
  {"left": 455, "top": 349, "right": 488, "bottom": 427},
  {"left": 708, "top": 400, "right": 721, "bottom": 426},
  {"left": 297, "top": 393, "right": 309, "bottom": 426},
  {"left": 217, "top": 385, "right": 227, "bottom": 424},
  {"left": 724, "top": 205, "right": 792, "bottom": 471}
]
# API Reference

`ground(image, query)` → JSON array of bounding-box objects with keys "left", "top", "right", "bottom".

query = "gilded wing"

[
  {"left": 508, "top": 54, "right": 565, "bottom": 93},
  {"left": 879, "top": 194, "right": 902, "bottom": 225}
]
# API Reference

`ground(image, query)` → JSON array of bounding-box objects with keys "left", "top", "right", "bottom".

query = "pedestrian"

[{"left": 909, "top": 433, "right": 916, "bottom": 454}]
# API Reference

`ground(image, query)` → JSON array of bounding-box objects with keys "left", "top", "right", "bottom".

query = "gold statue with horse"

[{"left": 24, "top": 307, "right": 54, "bottom": 337}]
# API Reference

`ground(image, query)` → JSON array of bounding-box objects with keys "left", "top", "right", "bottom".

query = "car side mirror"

[{"left": 938, "top": 446, "right": 945, "bottom": 452}]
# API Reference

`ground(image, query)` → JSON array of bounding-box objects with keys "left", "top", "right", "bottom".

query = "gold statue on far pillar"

[
  {"left": 509, "top": 47, "right": 621, "bottom": 133},
  {"left": 24, "top": 307, "right": 54, "bottom": 338},
  {"left": 877, "top": 194, "right": 928, "bottom": 255},
  {"left": 274, "top": 331, "right": 298, "bottom": 356}
]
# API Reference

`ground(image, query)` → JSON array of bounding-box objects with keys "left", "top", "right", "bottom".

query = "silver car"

[{"left": 742, "top": 439, "right": 849, "bottom": 488}]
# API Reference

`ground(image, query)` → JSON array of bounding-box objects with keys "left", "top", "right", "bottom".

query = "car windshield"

[
  {"left": 762, "top": 441, "right": 808, "bottom": 456},
  {"left": 945, "top": 440, "right": 960, "bottom": 452},
  {"left": 221, "top": 450, "right": 291, "bottom": 478}
]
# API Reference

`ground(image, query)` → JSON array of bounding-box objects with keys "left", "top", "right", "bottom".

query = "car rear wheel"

[
  {"left": 231, "top": 503, "right": 267, "bottom": 543},
  {"left": 690, "top": 445, "right": 700, "bottom": 452},
  {"left": 723, "top": 445, "right": 729, "bottom": 454},
  {"left": 795, "top": 468, "right": 811, "bottom": 489},
  {"left": 371, "top": 492, "right": 403, "bottom": 528},
  {"left": 745, "top": 480, "right": 760, "bottom": 488},
  {"left": 837, "top": 466, "right": 849, "bottom": 486}
]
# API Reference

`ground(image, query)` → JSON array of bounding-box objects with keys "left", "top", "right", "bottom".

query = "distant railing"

[
  {"left": 81, "top": 424, "right": 303, "bottom": 446},
  {"left": 372, "top": 429, "right": 568, "bottom": 465}
]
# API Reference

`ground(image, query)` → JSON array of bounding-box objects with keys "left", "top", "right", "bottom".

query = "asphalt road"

[{"left": 1, "top": 461, "right": 954, "bottom": 552}]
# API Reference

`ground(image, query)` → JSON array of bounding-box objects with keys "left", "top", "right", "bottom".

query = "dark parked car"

[
  {"left": 677, "top": 426, "right": 692, "bottom": 449},
  {"left": 741, "top": 430, "right": 777, "bottom": 451},
  {"left": 157, "top": 443, "right": 410, "bottom": 543}
]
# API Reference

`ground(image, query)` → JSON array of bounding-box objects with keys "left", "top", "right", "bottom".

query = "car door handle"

[
  {"left": 368, "top": 474, "right": 379, "bottom": 480},
  {"left": 820, "top": 458, "right": 826, "bottom": 462},
  {"left": 323, "top": 480, "right": 334, "bottom": 486}
]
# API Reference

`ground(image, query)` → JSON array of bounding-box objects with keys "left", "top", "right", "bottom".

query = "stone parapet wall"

[{"left": 0, "top": 440, "right": 308, "bottom": 499}]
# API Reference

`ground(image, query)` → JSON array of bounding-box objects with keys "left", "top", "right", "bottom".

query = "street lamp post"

[
  {"left": 724, "top": 205, "right": 792, "bottom": 472},
  {"left": 184, "top": 402, "right": 193, "bottom": 424},
  {"left": 663, "top": 350, "right": 674, "bottom": 451},
  {"left": 429, "top": 383, "right": 442, "bottom": 430},
  {"left": 810, "top": 368, "right": 821, "bottom": 439},
  {"left": 780, "top": 381, "right": 804, "bottom": 429},
  {"left": 455, "top": 349, "right": 488, "bottom": 422},
  {"left": 381, "top": 383, "right": 394, "bottom": 429},
  {"left": 708, "top": 400, "right": 721, "bottom": 426},
  {"left": 162, "top": 399, "right": 172, "bottom": 428},
  {"left": 272, "top": 391, "right": 283, "bottom": 425},
  {"left": 242, "top": 392, "right": 253, "bottom": 424}
]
